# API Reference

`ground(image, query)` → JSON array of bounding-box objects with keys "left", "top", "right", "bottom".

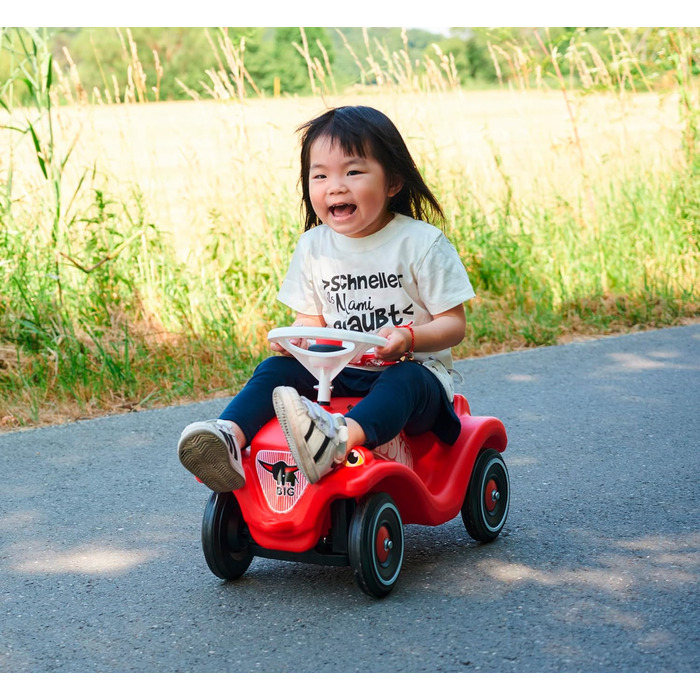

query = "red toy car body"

[{"left": 199, "top": 328, "right": 509, "bottom": 598}]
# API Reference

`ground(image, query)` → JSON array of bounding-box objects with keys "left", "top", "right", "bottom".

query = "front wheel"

[
  {"left": 201, "top": 491, "right": 253, "bottom": 580},
  {"left": 348, "top": 492, "right": 404, "bottom": 598},
  {"left": 462, "top": 449, "right": 510, "bottom": 542}
]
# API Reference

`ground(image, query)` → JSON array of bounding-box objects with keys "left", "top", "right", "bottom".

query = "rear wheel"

[
  {"left": 201, "top": 491, "right": 253, "bottom": 579},
  {"left": 348, "top": 492, "right": 404, "bottom": 598},
  {"left": 462, "top": 449, "right": 510, "bottom": 542}
]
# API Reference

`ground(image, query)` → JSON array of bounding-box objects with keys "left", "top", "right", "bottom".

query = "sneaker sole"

[
  {"left": 272, "top": 388, "right": 324, "bottom": 484},
  {"left": 178, "top": 431, "right": 245, "bottom": 492}
]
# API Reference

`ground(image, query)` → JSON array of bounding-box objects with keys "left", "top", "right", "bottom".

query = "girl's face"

[{"left": 307, "top": 135, "right": 403, "bottom": 238}]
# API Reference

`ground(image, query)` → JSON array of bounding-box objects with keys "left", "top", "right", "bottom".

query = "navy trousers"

[{"left": 219, "top": 355, "right": 461, "bottom": 449}]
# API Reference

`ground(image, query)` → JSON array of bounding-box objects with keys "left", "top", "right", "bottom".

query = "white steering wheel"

[{"left": 267, "top": 327, "right": 387, "bottom": 404}]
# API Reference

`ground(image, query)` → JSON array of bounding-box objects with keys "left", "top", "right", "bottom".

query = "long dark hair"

[{"left": 296, "top": 105, "right": 445, "bottom": 231}]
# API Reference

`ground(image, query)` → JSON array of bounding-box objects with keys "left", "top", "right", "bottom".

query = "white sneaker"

[
  {"left": 272, "top": 386, "right": 348, "bottom": 484},
  {"left": 177, "top": 419, "right": 245, "bottom": 492}
]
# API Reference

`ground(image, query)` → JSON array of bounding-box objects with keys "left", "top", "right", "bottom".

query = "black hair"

[{"left": 296, "top": 105, "right": 445, "bottom": 232}]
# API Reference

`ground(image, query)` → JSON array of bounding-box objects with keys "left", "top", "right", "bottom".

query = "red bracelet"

[{"left": 396, "top": 323, "right": 414, "bottom": 358}]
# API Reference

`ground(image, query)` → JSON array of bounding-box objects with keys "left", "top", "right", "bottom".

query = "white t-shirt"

[{"left": 277, "top": 213, "right": 475, "bottom": 370}]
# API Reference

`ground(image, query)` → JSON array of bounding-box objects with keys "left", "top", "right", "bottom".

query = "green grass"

[
  {"left": 1, "top": 154, "right": 697, "bottom": 429},
  {"left": 0, "top": 27, "right": 698, "bottom": 429}
]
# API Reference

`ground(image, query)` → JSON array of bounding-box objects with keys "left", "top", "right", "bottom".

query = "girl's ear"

[{"left": 387, "top": 176, "right": 404, "bottom": 198}]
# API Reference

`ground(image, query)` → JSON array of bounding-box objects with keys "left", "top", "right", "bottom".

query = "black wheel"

[
  {"left": 348, "top": 492, "right": 404, "bottom": 598},
  {"left": 462, "top": 449, "right": 510, "bottom": 542},
  {"left": 201, "top": 491, "right": 253, "bottom": 580}
]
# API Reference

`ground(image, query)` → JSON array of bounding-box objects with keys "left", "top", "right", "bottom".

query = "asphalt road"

[{"left": 1, "top": 324, "right": 698, "bottom": 673}]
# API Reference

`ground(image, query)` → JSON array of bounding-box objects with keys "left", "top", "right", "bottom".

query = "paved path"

[{"left": 1, "top": 325, "right": 698, "bottom": 672}]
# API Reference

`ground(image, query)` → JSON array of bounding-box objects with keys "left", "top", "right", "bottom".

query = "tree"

[{"left": 271, "top": 28, "right": 334, "bottom": 95}]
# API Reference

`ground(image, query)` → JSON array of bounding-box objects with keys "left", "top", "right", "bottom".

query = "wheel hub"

[
  {"left": 485, "top": 478, "right": 500, "bottom": 511},
  {"left": 375, "top": 525, "right": 392, "bottom": 563}
]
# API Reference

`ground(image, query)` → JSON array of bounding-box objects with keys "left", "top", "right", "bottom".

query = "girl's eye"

[
  {"left": 347, "top": 170, "right": 362, "bottom": 176},
  {"left": 311, "top": 173, "right": 326, "bottom": 180}
]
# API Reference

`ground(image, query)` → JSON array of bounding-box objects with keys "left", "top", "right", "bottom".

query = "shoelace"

[{"left": 301, "top": 397, "right": 336, "bottom": 435}]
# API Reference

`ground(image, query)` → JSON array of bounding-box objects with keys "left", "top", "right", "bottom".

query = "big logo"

[
  {"left": 255, "top": 450, "right": 309, "bottom": 513},
  {"left": 260, "top": 458, "right": 299, "bottom": 495}
]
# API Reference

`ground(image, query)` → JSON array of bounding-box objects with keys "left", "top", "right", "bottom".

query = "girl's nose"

[{"left": 328, "top": 176, "right": 347, "bottom": 194}]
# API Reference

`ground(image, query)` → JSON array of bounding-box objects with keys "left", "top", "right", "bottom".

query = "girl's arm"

[
  {"left": 270, "top": 312, "right": 326, "bottom": 355},
  {"left": 374, "top": 304, "right": 466, "bottom": 362}
]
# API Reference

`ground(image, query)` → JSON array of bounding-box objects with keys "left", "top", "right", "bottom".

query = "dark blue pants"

[{"left": 219, "top": 356, "right": 461, "bottom": 449}]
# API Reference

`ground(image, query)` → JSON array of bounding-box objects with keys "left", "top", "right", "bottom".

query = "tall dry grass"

[{"left": 0, "top": 27, "right": 698, "bottom": 429}]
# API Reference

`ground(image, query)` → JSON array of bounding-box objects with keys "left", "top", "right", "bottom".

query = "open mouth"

[{"left": 329, "top": 203, "right": 357, "bottom": 219}]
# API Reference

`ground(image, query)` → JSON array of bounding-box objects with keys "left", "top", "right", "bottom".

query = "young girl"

[{"left": 178, "top": 105, "right": 474, "bottom": 490}]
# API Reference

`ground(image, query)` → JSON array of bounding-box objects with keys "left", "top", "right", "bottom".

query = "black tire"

[
  {"left": 462, "top": 449, "right": 510, "bottom": 542},
  {"left": 348, "top": 492, "right": 404, "bottom": 598},
  {"left": 201, "top": 491, "right": 253, "bottom": 580}
]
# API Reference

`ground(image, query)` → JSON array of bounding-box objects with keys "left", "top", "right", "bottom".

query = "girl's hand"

[
  {"left": 270, "top": 314, "right": 325, "bottom": 356},
  {"left": 270, "top": 336, "right": 308, "bottom": 356},
  {"left": 374, "top": 326, "right": 412, "bottom": 362},
  {"left": 371, "top": 306, "right": 468, "bottom": 363}
]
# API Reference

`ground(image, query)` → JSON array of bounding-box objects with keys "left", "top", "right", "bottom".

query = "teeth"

[{"left": 331, "top": 204, "right": 355, "bottom": 215}]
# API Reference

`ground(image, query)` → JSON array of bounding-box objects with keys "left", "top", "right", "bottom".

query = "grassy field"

[
  {"left": 6, "top": 90, "right": 685, "bottom": 254},
  {"left": 1, "top": 63, "right": 698, "bottom": 429}
]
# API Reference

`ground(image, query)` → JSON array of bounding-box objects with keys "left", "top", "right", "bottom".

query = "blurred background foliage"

[{"left": 2, "top": 27, "right": 694, "bottom": 103}]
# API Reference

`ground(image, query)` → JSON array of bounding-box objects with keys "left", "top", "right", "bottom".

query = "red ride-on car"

[{"left": 198, "top": 327, "right": 509, "bottom": 598}]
